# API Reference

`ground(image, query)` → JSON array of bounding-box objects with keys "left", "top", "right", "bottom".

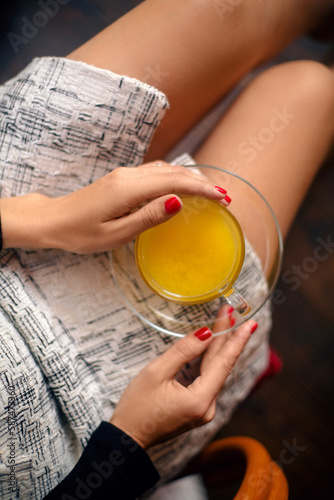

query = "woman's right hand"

[{"left": 110, "top": 306, "right": 257, "bottom": 450}]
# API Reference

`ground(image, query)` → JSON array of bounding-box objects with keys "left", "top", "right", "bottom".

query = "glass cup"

[
  {"left": 110, "top": 165, "right": 283, "bottom": 337},
  {"left": 135, "top": 196, "right": 250, "bottom": 314}
]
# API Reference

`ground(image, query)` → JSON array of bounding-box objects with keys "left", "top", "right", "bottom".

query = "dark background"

[{"left": 1, "top": 2, "right": 333, "bottom": 498}]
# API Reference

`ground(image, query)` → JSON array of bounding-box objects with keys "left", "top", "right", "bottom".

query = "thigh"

[
  {"left": 193, "top": 60, "right": 334, "bottom": 239},
  {"left": 67, "top": 0, "right": 332, "bottom": 160}
]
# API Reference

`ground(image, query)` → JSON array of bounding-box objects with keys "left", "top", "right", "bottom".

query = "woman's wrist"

[
  {"left": 109, "top": 416, "right": 148, "bottom": 450},
  {"left": 0, "top": 194, "right": 60, "bottom": 250}
]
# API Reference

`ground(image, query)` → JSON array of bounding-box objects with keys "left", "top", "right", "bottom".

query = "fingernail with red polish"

[
  {"left": 230, "top": 317, "right": 236, "bottom": 327},
  {"left": 194, "top": 327, "right": 212, "bottom": 341},
  {"left": 215, "top": 186, "right": 227, "bottom": 195},
  {"left": 220, "top": 195, "right": 232, "bottom": 207},
  {"left": 250, "top": 323, "right": 258, "bottom": 334},
  {"left": 228, "top": 306, "right": 234, "bottom": 316},
  {"left": 165, "top": 197, "right": 182, "bottom": 214}
]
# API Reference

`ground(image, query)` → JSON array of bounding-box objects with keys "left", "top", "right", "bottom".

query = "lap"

[{"left": 0, "top": 57, "right": 271, "bottom": 497}]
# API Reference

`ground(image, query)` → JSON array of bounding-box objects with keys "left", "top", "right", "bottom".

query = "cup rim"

[{"left": 135, "top": 196, "right": 245, "bottom": 304}]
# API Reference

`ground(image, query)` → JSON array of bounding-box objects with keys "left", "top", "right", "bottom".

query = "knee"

[
  {"left": 290, "top": 60, "right": 334, "bottom": 105},
  {"left": 255, "top": 60, "right": 334, "bottom": 136},
  {"left": 273, "top": 60, "right": 334, "bottom": 116}
]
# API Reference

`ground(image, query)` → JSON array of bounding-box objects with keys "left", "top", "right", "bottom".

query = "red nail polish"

[
  {"left": 165, "top": 197, "right": 182, "bottom": 214},
  {"left": 215, "top": 186, "right": 227, "bottom": 195},
  {"left": 250, "top": 323, "right": 258, "bottom": 334},
  {"left": 224, "top": 195, "right": 232, "bottom": 204},
  {"left": 228, "top": 306, "right": 234, "bottom": 316},
  {"left": 230, "top": 317, "right": 236, "bottom": 327},
  {"left": 194, "top": 327, "right": 212, "bottom": 341}
]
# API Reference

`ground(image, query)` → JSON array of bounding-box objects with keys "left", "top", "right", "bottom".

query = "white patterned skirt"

[{"left": 0, "top": 58, "right": 271, "bottom": 499}]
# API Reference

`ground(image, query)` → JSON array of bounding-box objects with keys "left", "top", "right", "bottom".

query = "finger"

[
  {"left": 200, "top": 305, "right": 233, "bottom": 372},
  {"left": 120, "top": 164, "right": 229, "bottom": 208},
  {"left": 213, "top": 305, "right": 235, "bottom": 333},
  {"left": 141, "top": 164, "right": 231, "bottom": 208},
  {"left": 191, "top": 321, "right": 257, "bottom": 398},
  {"left": 153, "top": 327, "right": 213, "bottom": 380}
]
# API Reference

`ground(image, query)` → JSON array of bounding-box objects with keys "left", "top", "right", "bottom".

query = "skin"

[
  {"left": 193, "top": 61, "right": 334, "bottom": 239},
  {"left": 68, "top": 0, "right": 334, "bottom": 163},
  {"left": 1, "top": 0, "right": 334, "bottom": 449},
  {"left": 0, "top": 162, "right": 230, "bottom": 252},
  {"left": 110, "top": 306, "right": 257, "bottom": 449}
]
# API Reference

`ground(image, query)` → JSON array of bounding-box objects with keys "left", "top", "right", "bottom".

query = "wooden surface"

[{"left": 0, "top": 2, "right": 333, "bottom": 499}]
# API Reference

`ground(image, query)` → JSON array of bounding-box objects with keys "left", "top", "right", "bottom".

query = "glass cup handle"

[{"left": 224, "top": 288, "right": 251, "bottom": 315}]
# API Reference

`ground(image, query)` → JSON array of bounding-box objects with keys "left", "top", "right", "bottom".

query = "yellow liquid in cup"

[{"left": 135, "top": 196, "right": 245, "bottom": 304}]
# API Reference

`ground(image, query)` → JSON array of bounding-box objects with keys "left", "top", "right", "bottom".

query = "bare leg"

[
  {"left": 67, "top": 0, "right": 334, "bottom": 159},
  {"left": 194, "top": 61, "right": 334, "bottom": 239}
]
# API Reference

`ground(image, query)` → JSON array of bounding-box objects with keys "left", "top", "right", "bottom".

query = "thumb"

[
  {"left": 133, "top": 195, "right": 183, "bottom": 231},
  {"left": 115, "top": 195, "right": 183, "bottom": 243}
]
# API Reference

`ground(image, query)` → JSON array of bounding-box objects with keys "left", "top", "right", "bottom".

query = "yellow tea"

[{"left": 135, "top": 196, "right": 245, "bottom": 304}]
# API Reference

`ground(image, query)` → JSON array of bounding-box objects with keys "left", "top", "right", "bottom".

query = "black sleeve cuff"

[{"left": 44, "top": 421, "right": 160, "bottom": 500}]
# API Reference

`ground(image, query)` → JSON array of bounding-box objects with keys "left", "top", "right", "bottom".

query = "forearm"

[{"left": 0, "top": 194, "right": 60, "bottom": 250}]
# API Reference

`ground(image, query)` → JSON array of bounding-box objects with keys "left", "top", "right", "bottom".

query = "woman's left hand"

[{"left": 0, "top": 161, "right": 229, "bottom": 253}]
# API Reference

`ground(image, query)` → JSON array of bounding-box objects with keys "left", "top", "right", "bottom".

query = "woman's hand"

[
  {"left": 110, "top": 307, "right": 257, "bottom": 450},
  {"left": 0, "top": 161, "right": 229, "bottom": 253}
]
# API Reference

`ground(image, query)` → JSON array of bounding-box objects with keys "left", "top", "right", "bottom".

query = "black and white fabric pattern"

[{"left": 0, "top": 57, "right": 271, "bottom": 499}]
